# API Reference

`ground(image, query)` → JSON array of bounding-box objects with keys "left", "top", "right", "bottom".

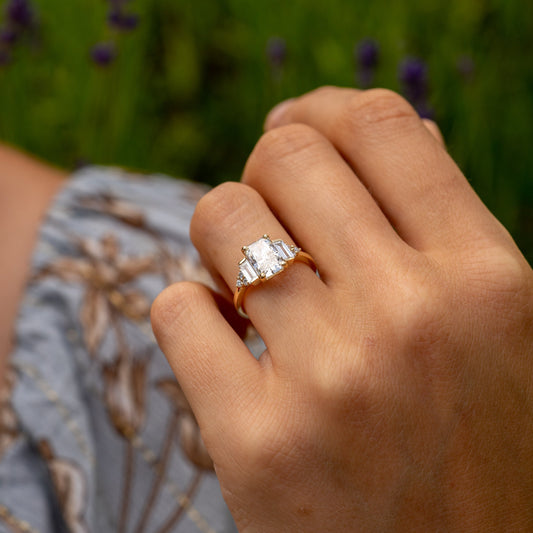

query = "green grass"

[{"left": 1, "top": 0, "right": 532, "bottom": 261}]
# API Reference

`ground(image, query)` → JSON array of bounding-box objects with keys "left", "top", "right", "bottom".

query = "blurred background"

[{"left": 0, "top": 0, "right": 532, "bottom": 261}]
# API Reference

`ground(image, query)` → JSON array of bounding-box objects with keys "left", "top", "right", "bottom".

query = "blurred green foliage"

[{"left": 0, "top": 0, "right": 532, "bottom": 261}]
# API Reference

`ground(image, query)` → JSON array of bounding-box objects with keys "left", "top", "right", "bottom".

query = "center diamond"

[{"left": 245, "top": 237, "right": 285, "bottom": 279}]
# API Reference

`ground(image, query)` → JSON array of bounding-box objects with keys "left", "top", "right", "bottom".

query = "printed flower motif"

[
  {"left": 161, "top": 252, "right": 214, "bottom": 287},
  {"left": 36, "top": 233, "right": 157, "bottom": 357},
  {"left": 80, "top": 194, "right": 146, "bottom": 229},
  {"left": 38, "top": 440, "right": 89, "bottom": 533},
  {"left": 0, "top": 366, "right": 19, "bottom": 460},
  {"left": 157, "top": 379, "right": 213, "bottom": 470},
  {"left": 103, "top": 355, "right": 147, "bottom": 439}
]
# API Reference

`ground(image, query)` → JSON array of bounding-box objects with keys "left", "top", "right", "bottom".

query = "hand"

[{"left": 151, "top": 87, "right": 533, "bottom": 532}]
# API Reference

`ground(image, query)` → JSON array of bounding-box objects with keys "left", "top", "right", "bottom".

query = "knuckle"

[
  {"left": 191, "top": 182, "right": 260, "bottom": 243},
  {"left": 306, "top": 340, "right": 374, "bottom": 417},
  {"left": 307, "top": 84, "right": 340, "bottom": 99},
  {"left": 312, "top": 362, "right": 372, "bottom": 416},
  {"left": 245, "top": 123, "right": 325, "bottom": 179},
  {"left": 403, "top": 299, "right": 446, "bottom": 354},
  {"left": 465, "top": 248, "right": 532, "bottom": 309},
  {"left": 389, "top": 267, "right": 448, "bottom": 352},
  {"left": 422, "top": 118, "right": 444, "bottom": 144},
  {"left": 151, "top": 281, "right": 207, "bottom": 338},
  {"left": 337, "top": 88, "right": 419, "bottom": 137},
  {"left": 240, "top": 419, "right": 304, "bottom": 479},
  {"left": 230, "top": 395, "right": 310, "bottom": 481}
]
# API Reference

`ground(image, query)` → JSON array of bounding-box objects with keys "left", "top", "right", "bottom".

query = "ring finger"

[{"left": 190, "top": 181, "right": 329, "bottom": 352}]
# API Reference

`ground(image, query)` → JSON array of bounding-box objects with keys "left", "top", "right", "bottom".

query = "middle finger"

[{"left": 242, "top": 123, "right": 407, "bottom": 287}]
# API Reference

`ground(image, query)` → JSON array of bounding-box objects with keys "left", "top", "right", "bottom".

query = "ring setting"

[{"left": 233, "top": 235, "right": 317, "bottom": 318}]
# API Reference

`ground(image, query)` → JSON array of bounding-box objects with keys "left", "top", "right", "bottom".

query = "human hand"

[{"left": 151, "top": 87, "right": 533, "bottom": 532}]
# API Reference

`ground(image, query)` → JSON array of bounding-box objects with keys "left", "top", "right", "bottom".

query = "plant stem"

[
  {"left": 118, "top": 440, "right": 135, "bottom": 533},
  {"left": 133, "top": 413, "right": 180, "bottom": 533},
  {"left": 154, "top": 470, "right": 203, "bottom": 533}
]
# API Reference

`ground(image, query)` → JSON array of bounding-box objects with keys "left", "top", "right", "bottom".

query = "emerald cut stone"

[{"left": 245, "top": 237, "right": 284, "bottom": 279}]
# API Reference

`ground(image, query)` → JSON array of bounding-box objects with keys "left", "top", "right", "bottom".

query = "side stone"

[{"left": 239, "top": 259, "right": 259, "bottom": 285}]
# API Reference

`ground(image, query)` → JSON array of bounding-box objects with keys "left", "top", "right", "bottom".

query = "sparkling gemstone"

[
  {"left": 272, "top": 239, "right": 295, "bottom": 261},
  {"left": 245, "top": 237, "right": 285, "bottom": 279},
  {"left": 239, "top": 259, "right": 259, "bottom": 285}
]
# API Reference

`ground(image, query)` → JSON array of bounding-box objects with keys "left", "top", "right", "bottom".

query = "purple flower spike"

[
  {"left": 108, "top": 9, "right": 139, "bottom": 31},
  {"left": 91, "top": 42, "right": 116, "bottom": 66},
  {"left": 6, "top": 0, "right": 34, "bottom": 27},
  {"left": 356, "top": 39, "right": 379, "bottom": 70},
  {"left": 266, "top": 36, "right": 287, "bottom": 69},
  {"left": 355, "top": 38, "right": 380, "bottom": 89},
  {"left": 398, "top": 57, "right": 435, "bottom": 119},
  {"left": 399, "top": 57, "right": 429, "bottom": 102},
  {"left": 0, "top": 26, "right": 18, "bottom": 44},
  {"left": 399, "top": 57, "right": 428, "bottom": 87}
]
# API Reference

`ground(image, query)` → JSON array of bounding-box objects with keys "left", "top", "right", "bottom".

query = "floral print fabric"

[{"left": 0, "top": 168, "right": 259, "bottom": 533}]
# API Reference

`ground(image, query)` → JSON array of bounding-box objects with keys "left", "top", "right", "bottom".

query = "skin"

[
  {"left": 151, "top": 87, "right": 533, "bottom": 532},
  {"left": 0, "top": 144, "right": 65, "bottom": 388}
]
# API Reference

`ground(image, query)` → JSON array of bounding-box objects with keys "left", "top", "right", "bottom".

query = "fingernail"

[{"left": 264, "top": 98, "right": 296, "bottom": 130}]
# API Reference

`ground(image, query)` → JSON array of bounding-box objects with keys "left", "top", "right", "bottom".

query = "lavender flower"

[
  {"left": 266, "top": 36, "right": 287, "bottom": 84},
  {"left": 267, "top": 36, "right": 286, "bottom": 68},
  {"left": 90, "top": 0, "right": 139, "bottom": 67},
  {"left": 266, "top": 36, "right": 287, "bottom": 69},
  {"left": 0, "top": 27, "right": 17, "bottom": 44},
  {"left": 356, "top": 39, "right": 379, "bottom": 69},
  {"left": 0, "top": 0, "right": 36, "bottom": 68},
  {"left": 398, "top": 56, "right": 434, "bottom": 119},
  {"left": 354, "top": 39, "right": 380, "bottom": 89},
  {"left": 5, "top": 0, "right": 33, "bottom": 28},
  {"left": 91, "top": 42, "right": 115, "bottom": 66},
  {"left": 399, "top": 57, "right": 428, "bottom": 101},
  {"left": 108, "top": 8, "right": 139, "bottom": 31}
]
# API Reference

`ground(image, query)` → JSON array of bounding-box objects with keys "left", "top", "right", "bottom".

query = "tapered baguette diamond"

[
  {"left": 272, "top": 239, "right": 295, "bottom": 261},
  {"left": 239, "top": 259, "right": 258, "bottom": 285}
]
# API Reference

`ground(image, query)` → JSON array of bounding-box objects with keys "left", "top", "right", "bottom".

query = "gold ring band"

[{"left": 233, "top": 235, "right": 318, "bottom": 319}]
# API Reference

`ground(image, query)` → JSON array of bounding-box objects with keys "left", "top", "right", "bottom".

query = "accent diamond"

[
  {"left": 272, "top": 239, "right": 295, "bottom": 261},
  {"left": 239, "top": 259, "right": 259, "bottom": 285}
]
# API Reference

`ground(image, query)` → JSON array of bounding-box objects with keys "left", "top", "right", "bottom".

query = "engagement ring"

[{"left": 233, "top": 235, "right": 318, "bottom": 318}]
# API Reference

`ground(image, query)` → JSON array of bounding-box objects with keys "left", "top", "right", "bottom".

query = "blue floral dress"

[{"left": 0, "top": 168, "right": 263, "bottom": 533}]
